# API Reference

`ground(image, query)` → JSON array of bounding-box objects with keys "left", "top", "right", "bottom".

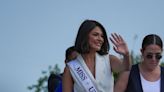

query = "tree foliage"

[
  {"left": 27, "top": 64, "right": 61, "bottom": 92},
  {"left": 130, "top": 51, "right": 141, "bottom": 64}
]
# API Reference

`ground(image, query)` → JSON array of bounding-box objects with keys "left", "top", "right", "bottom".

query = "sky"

[{"left": 0, "top": 0, "right": 164, "bottom": 92}]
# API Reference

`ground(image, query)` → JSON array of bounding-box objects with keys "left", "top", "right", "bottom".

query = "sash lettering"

[
  {"left": 68, "top": 60, "right": 98, "bottom": 92},
  {"left": 76, "top": 66, "right": 87, "bottom": 81}
]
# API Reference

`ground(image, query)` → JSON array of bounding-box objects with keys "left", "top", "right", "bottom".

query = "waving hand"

[{"left": 110, "top": 33, "right": 129, "bottom": 56}]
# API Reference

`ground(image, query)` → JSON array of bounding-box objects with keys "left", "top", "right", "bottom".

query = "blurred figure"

[
  {"left": 114, "top": 34, "right": 163, "bottom": 92},
  {"left": 48, "top": 73, "right": 61, "bottom": 92},
  {"left": 48, "top": 46, "right": 78, "bottom": 92},
  {"left": 65, "top": 46, "right": 78, "bottom": 64}
]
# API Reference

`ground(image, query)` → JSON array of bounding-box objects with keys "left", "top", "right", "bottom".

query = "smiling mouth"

[
  {"left": 97, "top": 42, "right": 103, "bottom": 46},
  {"left": 96, "top": 44, "right": 102, "bottom": 47}
]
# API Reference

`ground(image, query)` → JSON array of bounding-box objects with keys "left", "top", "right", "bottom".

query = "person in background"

[
  {"left": 62, "top": 19, "right": 131, "bottom": 92},
  {"left": 48, "top": 46, "right": 78, "bottom": 92},
  {"left": 114, "top": 34, "right": 163, "bottom": 92},
  {"left": 48, "top": 73, "right": 61, "bottom": 92}
]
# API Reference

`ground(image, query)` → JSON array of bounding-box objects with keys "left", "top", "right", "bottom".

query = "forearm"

[
  {"left": 122, "top": 52, "right": 131, "bottom": 71},
  {"left": 114, "top": 71, "right": 129, "bottom": 92}
]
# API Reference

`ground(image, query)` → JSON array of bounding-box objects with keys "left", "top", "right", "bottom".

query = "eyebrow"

[{"left": 146, "top": 52, "right": 161, "bottom": 54}]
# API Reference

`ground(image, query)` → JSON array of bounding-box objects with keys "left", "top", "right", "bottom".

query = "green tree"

[
  {"left": 27, "top": 64, "right": 61, "bottom": 92},
  {"left": 130, "top": 51, "right": 141, "bottom": 64},
  {"left": 161, "top": 62, "right": 164, "bottom": 67}
]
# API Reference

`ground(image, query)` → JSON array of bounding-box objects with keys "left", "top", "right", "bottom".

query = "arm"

[
  {"left": 110, "top": 55, "right": 122, "bottom": 72},
  {"left": 62, "top": 66, "right": 74, "bottom": 92},
  {"left": 114, "top": 71, "right": 129, "bottom": 92},
  {"left": 110, "top": 33, "right": 131, "bottom": 72},
  {"left": 122, "top": 52, "right": 131, "bottom": 71}
]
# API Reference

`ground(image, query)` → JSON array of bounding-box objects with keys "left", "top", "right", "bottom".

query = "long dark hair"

[{"left": 75, "top": 19, "right": 109, "bottom": 55}]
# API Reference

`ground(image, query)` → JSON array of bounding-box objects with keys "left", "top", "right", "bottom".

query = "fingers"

[
  {"left": 111, "top": 33, "right": 120, "bottom": 43},
  {"left": 110, "top": 33, "right": 124, "bottom": 46},
  {"left": 118, "top": 34, "right": 124, "bottom": 42},
  {"left": 110, "top": 33, "right": 129, "bottom": 55},
  {"left": 113, "top": 46, "right": 118, "bottom": 53}
]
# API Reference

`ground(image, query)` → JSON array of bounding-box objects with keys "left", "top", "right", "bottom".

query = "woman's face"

[
  {"left": 88, "top": 26, "right": 104, "bottom": 52},
  {"left": 142, "top": 44, "right": 162, "bottom": 70}
]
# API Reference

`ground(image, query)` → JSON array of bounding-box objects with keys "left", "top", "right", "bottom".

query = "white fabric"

[
  {"left": 68, "top": 53, "right": 114, "bottom": 92},
  {"left": 140, "top": 73, "right": 160, "bottom": 92},
  {"left": 67, "top": 59, "right": 98, "bottom": 92}
]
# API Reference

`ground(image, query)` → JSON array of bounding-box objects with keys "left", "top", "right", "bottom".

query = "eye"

[
  {"left": 101, "top": 34, "right": 104, "bottom": 38},
  {"left": 156, "top": 54, "right": 162, "bottom": 60},
  {"left": 146, "top": 54, "right": 153, "bottom": 59},
  {"left": 93, "top": 33, "right": 98, "bottom": 36}
]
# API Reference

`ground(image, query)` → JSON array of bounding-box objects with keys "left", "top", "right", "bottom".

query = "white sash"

[{"left": 67, "top": 60, "right": 98, "bottom": 92}]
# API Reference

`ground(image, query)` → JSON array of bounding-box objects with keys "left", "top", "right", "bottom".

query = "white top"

[
  {"left": 68, "top": 53, "right": 114, "bottom": 92},
  {"left": 140, "top": 73, "right": 160, "bottom": 92}
]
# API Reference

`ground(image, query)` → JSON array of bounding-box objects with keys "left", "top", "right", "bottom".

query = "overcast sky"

[{"left": 0, "top": 0, "right": 164, "bottom": 92}]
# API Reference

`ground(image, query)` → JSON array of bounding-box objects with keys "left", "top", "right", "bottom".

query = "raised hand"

[{"left": 109, "top": 33, "right": 129, "bottom": 56}]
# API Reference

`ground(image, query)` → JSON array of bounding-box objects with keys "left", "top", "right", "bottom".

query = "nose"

[{"left": 152, "top": 55, "right": 156, "bottom": 61}]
